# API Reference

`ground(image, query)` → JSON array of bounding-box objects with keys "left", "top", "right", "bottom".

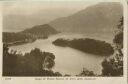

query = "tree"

[
  {"left": 3, "top": 44, "right": 19, "bottom": 76},
  {"left": 42, "top": 52, "right": 55, "bottom": 70},
  {"left": 23, "top": 48, "right": 55, "bottom": 74},
  {"left": 3, "top": 45, "right": 57, "bottom": 76},
  {"left": 101, "top": 17, "right": 123, "bottom": 76},
  {"left": 77, "top": 68, "right": 95, "bottom": 76}
]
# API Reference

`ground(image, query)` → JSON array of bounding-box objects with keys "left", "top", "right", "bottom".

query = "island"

[{"left": 52, "top": 38, "right": 114, "bottom": 56}]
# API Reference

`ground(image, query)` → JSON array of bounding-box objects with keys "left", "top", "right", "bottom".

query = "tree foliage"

[
  {"left": 3, "top": 44, "right": 62, "bottom": 76},
  {"left": 101, "top": 17, "right": 123, "bottom": 76},
  {"left": 77, "top": 68, "right": 95, "bottom": 76}
]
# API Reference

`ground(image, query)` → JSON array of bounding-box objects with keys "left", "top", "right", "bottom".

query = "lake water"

[{"left": 9, "top": 33, "right": 113, "bottom": 75}]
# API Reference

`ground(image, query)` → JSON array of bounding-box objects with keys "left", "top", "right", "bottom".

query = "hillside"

[
  {"left": 49, "top": 2, "right": 123, "bottom": 35},
  {"left": 3, "top": 24, "right": 58, "bottom": 46},
  {"left": 21, "top": 24, "right": 58, "bottom": 37}
]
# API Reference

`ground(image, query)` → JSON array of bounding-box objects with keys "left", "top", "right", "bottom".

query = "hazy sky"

[{"left": 3, "top": 1, "right": 98, "bottom": 16}]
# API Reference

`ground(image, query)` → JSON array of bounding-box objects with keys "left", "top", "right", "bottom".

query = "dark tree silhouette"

[
  {"left": 3, "top": 44, "right": 61, "bottom": 76},
  {"left": 77, "top": 68, "right": 95, "bottom": 76},
  {"left": 101, "top": 17, "right": 123, "bottom": 76}
]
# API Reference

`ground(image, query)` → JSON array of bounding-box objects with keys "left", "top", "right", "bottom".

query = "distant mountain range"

[{"left": 49, "top": 2, "right": 123, "bottom": 35}]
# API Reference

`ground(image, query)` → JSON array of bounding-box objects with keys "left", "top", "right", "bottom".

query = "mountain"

[{"left": 49, "top": 2, "right": 123, "bottom": 35}]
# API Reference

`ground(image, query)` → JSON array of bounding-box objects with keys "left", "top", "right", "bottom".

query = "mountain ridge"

[{"left": 49, "top": 2, "right": 123, "bottom": 34}]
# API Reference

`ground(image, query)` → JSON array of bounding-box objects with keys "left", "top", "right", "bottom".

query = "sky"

[
  {"left": 1, "top": 0, "right": 125, "bottom": 18},
  {"left": 3, "top": 1, "right": 98, "bottom": 16}
]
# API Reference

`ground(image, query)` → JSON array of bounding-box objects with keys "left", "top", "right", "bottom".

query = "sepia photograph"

[{"left": 2, "top": 1, "right": 124, "bottom": 77}]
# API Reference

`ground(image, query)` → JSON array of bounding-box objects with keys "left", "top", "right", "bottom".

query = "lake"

[{"left": 9, "top": 33, "right": 113, "bottom": 75}]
